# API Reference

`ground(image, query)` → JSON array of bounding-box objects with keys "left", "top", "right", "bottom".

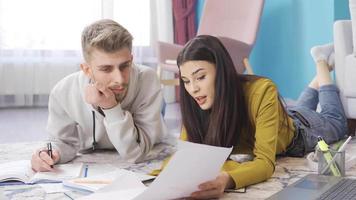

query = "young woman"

[{"left": 175, "top": 35, "right": 347, "bottom": 199}]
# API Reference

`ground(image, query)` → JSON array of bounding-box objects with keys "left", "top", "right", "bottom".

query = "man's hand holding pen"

[{"left": 31, "top": 142, "right": 60, "bottom": 172}]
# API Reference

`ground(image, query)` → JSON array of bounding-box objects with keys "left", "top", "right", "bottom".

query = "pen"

[
  {"left": 63, "top": 192, "right": 74, "bottom": 200},
  {"left": 337, "top": 136, "right": 352, "bottom": 152},
  {"left": 317, "top": 136, "right": 341, "bottom": 176},
  {"left": 47, "top": 142, "right": 53, "bottom": 168},
  {"left": 84, "top": 164, "right": 89, "bottom": 178},
  {"left": 321, "top": 136, "right": 352, "bottom": 174}
]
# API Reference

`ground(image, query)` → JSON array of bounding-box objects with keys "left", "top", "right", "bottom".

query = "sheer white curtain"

[
  {"left": 0, "top": 50, "right": 82, "bottom": 107},
  {"left": 150, "top": 0, "right": 176, "bottom": 103},
  {"left": 0, "top": 0, "right": 154, "bottom": 107}
]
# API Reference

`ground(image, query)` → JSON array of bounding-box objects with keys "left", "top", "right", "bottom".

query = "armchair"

[
  {"left": 334, "top": 20, "right": 356, "bottom": 135},
  {"left": 156, "top": 0, "right": 265, "bottom": 86}
]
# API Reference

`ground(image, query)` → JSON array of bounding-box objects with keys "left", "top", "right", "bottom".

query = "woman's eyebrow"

[{"left": 192, "top": 68, "right": 204, "bottom": 76}]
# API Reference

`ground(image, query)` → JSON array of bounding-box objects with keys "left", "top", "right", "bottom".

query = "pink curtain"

[
  {"left": 172, "top": 0, "right": 197, "bottom": 102},
  {"left": 172, "top": 0, "right": 197, "bottom": 45}
]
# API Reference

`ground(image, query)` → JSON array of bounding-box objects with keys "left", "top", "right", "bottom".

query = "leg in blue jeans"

[
  {"left": 318, "top": 84, "right": 347, "bottom": 140},
  {"left": 293, "top": 84, "right": 347, "bottom": 152},
  {"left": 290, "top": 47, "right": 348, "bottom": 153},
  {"left": 296, "top": 87, "right": 319, "bottom": 111}
]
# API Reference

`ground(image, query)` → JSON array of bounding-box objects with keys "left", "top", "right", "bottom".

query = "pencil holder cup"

[{"left": 317, "top": 148, "right": 345, "bottom": 177}]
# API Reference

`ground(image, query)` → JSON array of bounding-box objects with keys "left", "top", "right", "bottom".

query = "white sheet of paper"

[
  {"left": 33, "top": 163, "right": 83, "bottom": 182},
  {"left": 39, "top": 183, "right": 71, "bottom": 194},
  {"left": 77, "top": 188, "right": 146, "bottom": 200},
  {"left": 0, "top": 188, "right": 6, "bottom": 200},
  {"left": 80, "top": 163, "right": 154, "bottom": 181},
  {"left": 63, "top": 169, "right": 154, "bottom": 192},
  {"left": 77, "top": 170, "right": 146, "bottom": 200},
  {"left": 133, "top": 141, "right": 232, "bottom": 200}
]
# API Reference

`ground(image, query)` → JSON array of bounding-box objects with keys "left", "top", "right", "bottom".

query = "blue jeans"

[{"left": 286, "top": 84, "right": 348, "bottom": 157}]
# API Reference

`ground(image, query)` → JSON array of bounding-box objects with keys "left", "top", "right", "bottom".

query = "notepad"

[{"left": 0, "top": 160, "right": 83, "bottom": 184}]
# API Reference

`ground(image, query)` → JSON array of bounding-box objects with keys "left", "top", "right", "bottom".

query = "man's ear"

[{"left": 80, "top": 63, "right": 92, "bottom": 78}]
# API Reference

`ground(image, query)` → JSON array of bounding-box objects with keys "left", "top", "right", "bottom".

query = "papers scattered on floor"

[{"left": 78, "top": 141, "right": 232, "bottom": 200}]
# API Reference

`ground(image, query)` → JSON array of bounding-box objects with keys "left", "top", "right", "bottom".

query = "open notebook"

[{"left": 0, "top": 160, "right": 83, "bottom": 184}]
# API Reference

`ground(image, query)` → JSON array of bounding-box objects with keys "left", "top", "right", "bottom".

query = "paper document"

[
  {"left": 134, "top": 141, "right": 232, "bottom": 199},
  {"left": 39, "top": 183, "right": 71, "bottom": 194},
  {"left": 34, "top": 162, "right": 83, "bottom": 182},
  {"left": 63, "top": 169, "right": 154, "bottom": 192},
  {"left": 77, "top": 170, "right": 146, "bottom": 200}
]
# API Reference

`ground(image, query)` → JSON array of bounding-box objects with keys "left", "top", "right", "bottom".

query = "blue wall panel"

[{"left": 196, "top": 0, "right": 350, "bottom": 99}]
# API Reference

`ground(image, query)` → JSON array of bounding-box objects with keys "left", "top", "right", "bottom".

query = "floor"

[{"left": 0, "top": 103, "right": 181, "bottom": 144}]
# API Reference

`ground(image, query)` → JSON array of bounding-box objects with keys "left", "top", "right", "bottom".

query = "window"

[
  {"left": 0, "top": 0, "right": 153, "bottom": 107},
  {"left": 0, "top": 0, "right": 151, "bottom": 50},
  {"left": 113, "top": 0, "right": 150, "bottom": 46}
]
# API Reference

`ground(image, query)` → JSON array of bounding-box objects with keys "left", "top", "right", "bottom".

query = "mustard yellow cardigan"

[{"left": 152, "top": 78, "right": 295, "bottom": 189}]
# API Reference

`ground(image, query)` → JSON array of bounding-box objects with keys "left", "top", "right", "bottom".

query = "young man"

[{"left": 31, "top": 19, "right": 167, "bottom": 171}]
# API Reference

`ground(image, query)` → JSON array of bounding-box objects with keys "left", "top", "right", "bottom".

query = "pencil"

[{"left": 72, "top": 179, "right": 112, "bottom": 184}]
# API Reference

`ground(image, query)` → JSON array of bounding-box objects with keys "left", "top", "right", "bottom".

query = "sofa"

[{"left": 334, "top": 20, "right": 356, "bottom": 135}]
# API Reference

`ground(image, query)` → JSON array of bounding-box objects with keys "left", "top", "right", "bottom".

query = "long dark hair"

[{"left": 177, "top": 35, "right": 254, "bottom": 147}]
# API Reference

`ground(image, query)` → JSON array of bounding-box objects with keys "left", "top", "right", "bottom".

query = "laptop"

[{"left": 267, "top": 174, "right": 356, "bottom": 200}]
